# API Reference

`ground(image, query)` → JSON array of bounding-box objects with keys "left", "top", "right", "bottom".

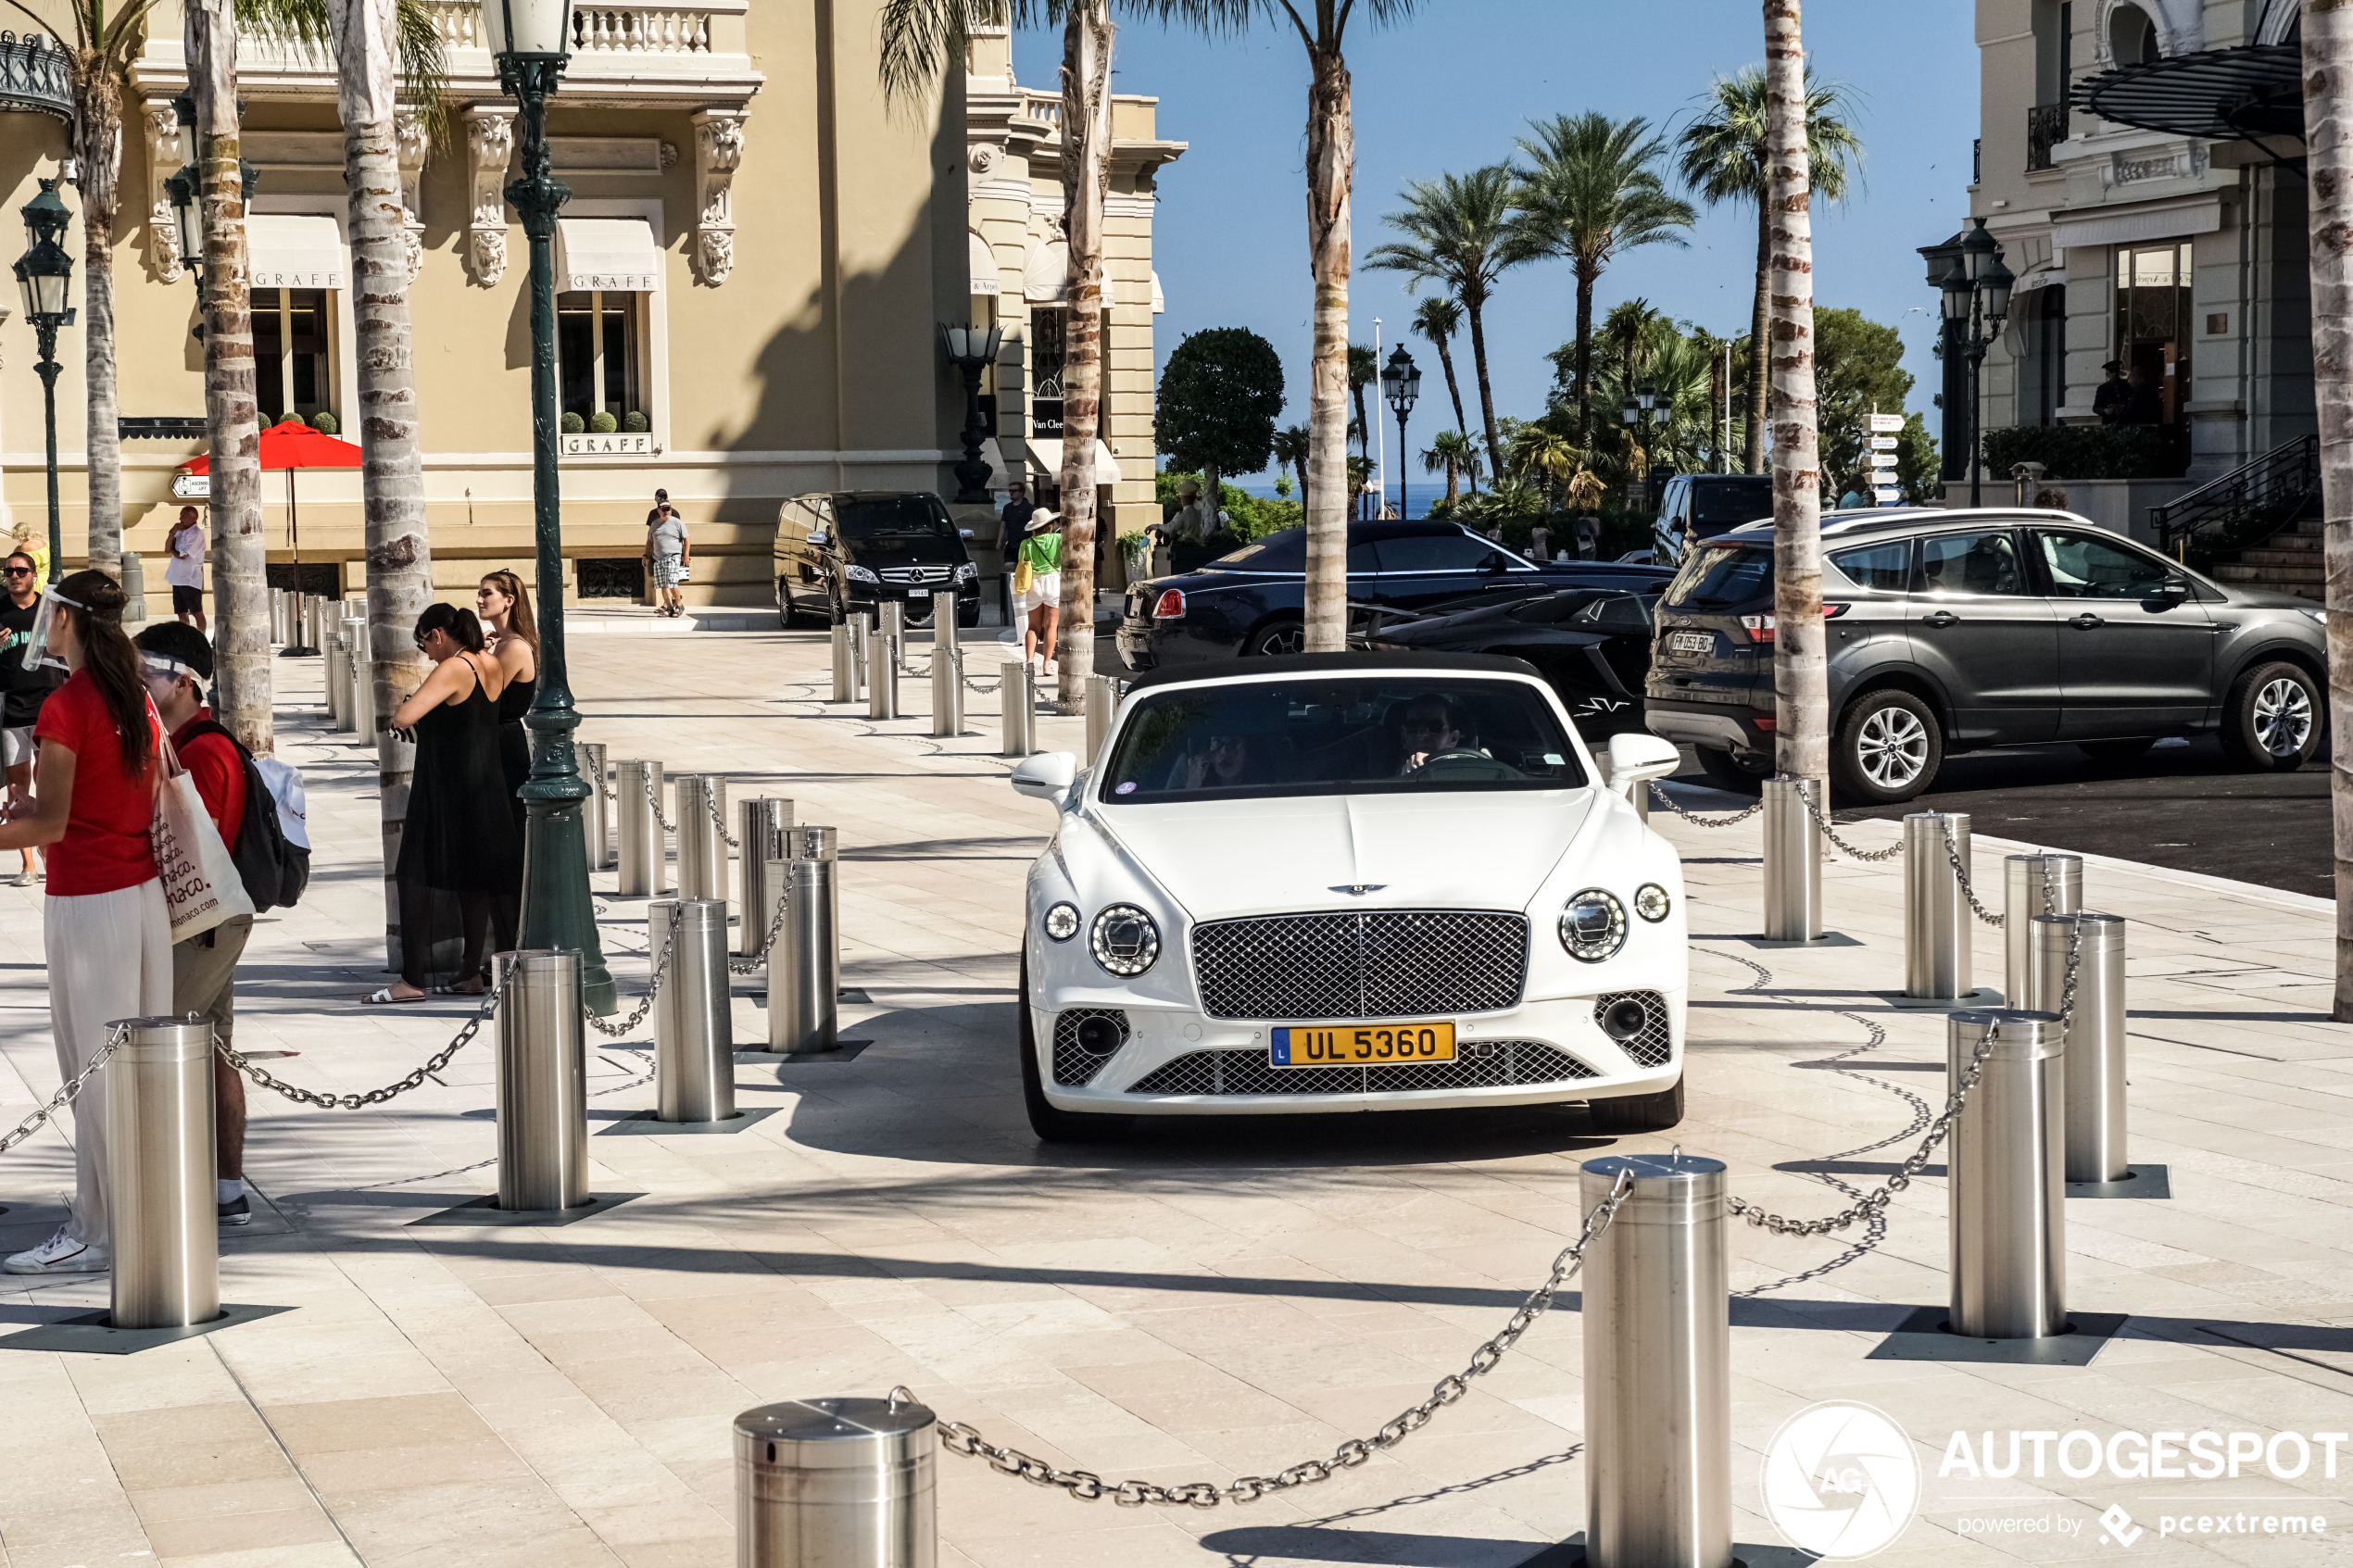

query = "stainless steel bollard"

[
  {"left": 581, "top": 742, "right": 610, "bottom": 871},
  {"left": 2004, "top": 853, "right": 2082, "bottom": 1003},
  {"left": 2032, "top": 912, "right": 2130, "bottom": 1184},
  {"left": 325, "top": 632, "right": 352, "bottom": 728},
  {"left": 675, "top": 774, "right": 730, "bottom": 907},
  {"left": 1904, "top": 811, "right": 1972, "bottom": 999},
  {"left": 304, "top": 596, "right": 325, "bottom": 654},
  {"left": 1084, "top": 674, "right": 1116, "bottom": 760},
  {"left": 107, "top": 1016, "right": 220, "bottom": 1331},
  {"left": 866, "top": 612, "right": 899, "bottom": 720},
  {"left": 930, "top": 593, "right": 963, "bottom": 738},
  {"left": 652, "top": 899, "right": 736, "bottom": 1124},
  {"left": 1580, "top": 1152, "right": 1732, "bottom": 1568},
  {"left": 1947, "top": 1009, "right": 2067, "bottom": 1338},
  {"left": 737, "top": 798, "right": 794, "bottom": 960},
  {"left": 269, "top": 589, "right": 285, "bottom": 646},
  {"left": 351, "top": 629, "right": 377, "bottom": 742},
  {"left": 791, "top": 824, "right": 837, "bottom": 863},
  {"left": 1000, "top": 659, "right": 1033, "bottom": 758},
  {"left": 849, "top": 614, "right": 870, "bottom": 697},
  {"left": 495, "top": 949, "right": 589, "bottom": 1212},
  {"left": 616, "top": 759, "right": 665, "bottom": 897},
  {"left": 1760, "top": 775, "right": 1822, "bottom": 941},
  {"left": 771, "top": 858, "right": 839, "bottom": 1054},
  {"left": 881, "top": 598, "right": 906, "bottom": 674},
  {"left": 931, "top": 590, "right": 958, "bottom": 661},
  {"left": 830, "top": 622, "right": 855, "bottom": 703},
  {"left": 735, "top": 1395, "right": 936, "bottom": 1568}
]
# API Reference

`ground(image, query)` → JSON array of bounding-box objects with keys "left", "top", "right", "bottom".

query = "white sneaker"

[
  {"left": 1045, "top": 659, "right": 1058, "bottom": 676},
  {"left": 3, "top": 1226, "right": 108, "bottom": 1274}
]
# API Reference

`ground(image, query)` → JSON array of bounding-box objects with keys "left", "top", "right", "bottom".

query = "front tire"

[
  {"left": 1832, "top": 688, "right": 1944, "bottom": 805},
  {"left": 1590, "top": 1075, "right": 1684, "bottom": 1134},
  {"left": 1243, "top": 618, "right": 1305, "bottom": 658},
  {"left": 2220, "top": 660, "right": 2322, "bottom": 771},
  {"left": 1695, "top": 746, "right": 1769, "bottom": 794},
  {"left": 1019, "top": 958, "right": 1132, "bottom": 1142}
]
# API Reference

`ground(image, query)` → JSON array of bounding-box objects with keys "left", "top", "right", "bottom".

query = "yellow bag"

[{"left": 1013, "top": 556, "right": 1034, "bottom": 596}]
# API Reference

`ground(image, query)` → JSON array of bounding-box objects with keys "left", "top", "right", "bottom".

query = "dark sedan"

[
  {"left": 1110, "top": 519, "right": 1668, "bottom": 674},
  {"left": 1362, "top": 581, "right": 1671, "bottom": 737}
]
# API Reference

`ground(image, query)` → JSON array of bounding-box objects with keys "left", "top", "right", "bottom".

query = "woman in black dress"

[
  {"left": 365, "top": 604, "right": 522, "bottom": 1002},
  {"left": 476, "top": 570, "right": 538, "bottom": 826}
]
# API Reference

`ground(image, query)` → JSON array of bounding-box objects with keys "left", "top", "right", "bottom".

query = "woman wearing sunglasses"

[{"left": 0, "top": 551, "right": 64, "bottom": 887}]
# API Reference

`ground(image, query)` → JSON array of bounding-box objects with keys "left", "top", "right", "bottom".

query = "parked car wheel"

[
  {"left": 777, "top": 577, "right": 818, "bottom": 630},
  {"left": 1589, "top": 1075, "right": 1684, "bottom": 1134},
  {"left": 1019, "top": 960, "right": 1132, "bottom": 1143},
  {"left": 1832, "top": 688, "right": 1944, "bottom": 805},
  {"left": 1243, "top": 618, "right": 1305, "bottom": 658},
  {"left": 2078, "top": 737, "right": 2157, "bottom": 761},
  {"left": 2221, "top": 660, "right": 2322, "bottom": 771},
  {"left": 1695, "top": 746, "right": 1769, "bottom": 794}
]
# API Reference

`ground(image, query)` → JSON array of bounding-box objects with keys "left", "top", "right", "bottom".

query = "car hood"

[
  {"left": 841, "top": 536, "right": 969, "bottom": 568},
  {"left": 1090, "top": 789, "right": 1598, "bottom": 918},
  {"left": 2222, "top": 585, "right": 2323, "bottom": 612}
]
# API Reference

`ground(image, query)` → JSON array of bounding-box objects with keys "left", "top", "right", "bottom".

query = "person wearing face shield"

[
  {"left": 134, "top": 622, "right": 254, "bottom": 1227},
  {"left": 0, "top": 571, "right": 171, "bottom": 1276},
  {"left": 0, "top": 551, "right": 65, "bottom": 886}
]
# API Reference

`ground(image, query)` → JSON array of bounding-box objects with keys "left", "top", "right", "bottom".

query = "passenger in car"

[
  {"left": 1395, "top": 696, "right": 1484, "bottom": 773},
  {"left": 1171, "top": 732, "right": 1259, "bottom": 790}
]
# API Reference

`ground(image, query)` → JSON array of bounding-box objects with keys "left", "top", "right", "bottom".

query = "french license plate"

[
  {"left": 1667, "top": 631, "right": 1715, "bottom": 655},
  {"left": 1271, "top": 1022, "right": 1456, "bottom": 1068}
]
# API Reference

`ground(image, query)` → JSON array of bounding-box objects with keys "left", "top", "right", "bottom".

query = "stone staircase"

[
  {"left": 2153, "top": 434, "right": 2322, "bottom": 602},
  {"left": 2208, "top": 503, "right": 2322, "bottom": 600}
]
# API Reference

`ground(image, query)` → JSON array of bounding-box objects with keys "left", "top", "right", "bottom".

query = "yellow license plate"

[{"left": 1270, "top": 1022, "right": 1456, "bottom": 1068}]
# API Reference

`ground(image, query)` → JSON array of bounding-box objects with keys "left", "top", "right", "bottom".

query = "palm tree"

[
  {"left": 1509, "top": 113, "right": 1696, "bottom": 446},
  {"left": 1421, "top": 429, "right": 1475, "bottom": 508},
  {"left": 1366, "top": 166, "right": 1523, "bottom": 483},
  {"left": 1273, "top": 423, "right": 1311, "bottom": 513},
  {"left": 1409, "top": 295, "right": 1468, "bottom": 458},
  {"left": 1765, "top": 0, "right": 1825, "bottom": 784},
  {"left": 1675, "top": 62, "right": 1861, "bottom": 474},
  {"left": 1348, "top": 342, "right": 1376, "bottom": 515},
  {"left": 1507, "top": 423, "right": 1580, "bottom": 513}
]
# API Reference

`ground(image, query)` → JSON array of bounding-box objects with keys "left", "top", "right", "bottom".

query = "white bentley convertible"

[{"left": 1008, "top": 653, "right": 1689, "bottom": 1141}]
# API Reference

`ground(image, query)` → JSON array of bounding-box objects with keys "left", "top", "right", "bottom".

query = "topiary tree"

[{"left": 1156, "top": 328, "right": 1286, "bottom": 534}]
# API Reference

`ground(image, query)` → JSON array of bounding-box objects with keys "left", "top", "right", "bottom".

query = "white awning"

[
  {"left": 246, "top": 213, "right": 346, "bottom": 290},
  {"left": 2050, "top": 197, "right": 2221, "bottom": 252},
  {"left": 2009, "top": 264, "right": 2065, "bottom": 295},
  {"left": 1021, "top": 240, "right": 1117, "bottom": 306},
  {"left": 555, "top": 217, "right": 661, "bottom": 293},
  {"left": 1151, "top": 270, "right": 1164, "bottom": 315},
  {"left": 1030, "top": 436, "right": 1121, "bottom": 485},
  {"left": 968, "top": 232, "right": 1000, "bottom": 296}
]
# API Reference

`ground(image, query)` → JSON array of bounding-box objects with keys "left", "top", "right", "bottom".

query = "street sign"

[
  {"left": 171, "top": 471, "right": 210, "bottom": 500},
  {"left": 1870, "top": 453, "right": 1899, "bottom": 469},
  {"left": 1869, "top": 413, "right": 1903, "bottom": 433},
  {"left": 1874, "top": 488, "right": 1904, "bottom": 505},
  {"left": 1869, "top": 435, "right": 1899, "bottom": 451}
]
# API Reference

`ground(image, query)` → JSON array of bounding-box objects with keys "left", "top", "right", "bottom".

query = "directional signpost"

[{"left": 1869, "top": 413, "right": 1904, "bottom": 506}]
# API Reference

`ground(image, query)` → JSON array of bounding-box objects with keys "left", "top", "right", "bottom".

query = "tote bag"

[{"left": 150, "top": 710, "right": 256, "bottom": 942}]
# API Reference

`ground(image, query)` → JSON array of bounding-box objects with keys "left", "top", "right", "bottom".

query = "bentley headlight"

[
  {"left": 1559, "top": 889, "right": 1627, "bottom": 962},
  {"left": 1633, "top": 883, "right": 1672, "bottom": 923},
  {"left": 1043, "top": 901, "right": 1080, "bottom": 942},
  {"left": 845, "top": 564, "right": 879, "bottom": 583},
  {"left": 1089, "top": 904, "right": 1160, "bottom": 976}
]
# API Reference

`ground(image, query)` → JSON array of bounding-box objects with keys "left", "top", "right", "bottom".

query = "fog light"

[
  {"left": 1633, "top": 883, "right": 1671, "bottom": 922},
  {"left": 1601, "top": 997, "right": 1650, "bottom": 1042},
  {"left": 1043, "top": 901, "right": 1080, "bottom": 942},
  {"left": 1075, "top": 1015, "right": 1124, "bottom": 1054}
]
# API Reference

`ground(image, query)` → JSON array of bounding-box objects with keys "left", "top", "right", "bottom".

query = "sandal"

[
  {"left": 360, "top": 986, "right": 428, "bottom": 1005},
  {"left": 431, "top": 982, "right": 486, "bottom": 997}
]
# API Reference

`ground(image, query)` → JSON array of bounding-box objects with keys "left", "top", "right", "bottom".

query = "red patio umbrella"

[{"left": 179, "top": 417, "right": 364, "bottom": 568}]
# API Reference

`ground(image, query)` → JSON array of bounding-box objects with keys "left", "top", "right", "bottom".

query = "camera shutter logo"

[{"left": 1761, "top": 1400, "right": 1921, "bottom": 1559}]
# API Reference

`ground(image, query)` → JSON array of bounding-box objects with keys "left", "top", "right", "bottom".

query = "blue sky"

[{"left": 1011, "top": 1, "right": 1977, "bottom": 485}]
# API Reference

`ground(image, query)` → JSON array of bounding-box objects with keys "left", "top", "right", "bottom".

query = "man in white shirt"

[{"left": 165, "top": 506, "right": 208, "bottom": 632}]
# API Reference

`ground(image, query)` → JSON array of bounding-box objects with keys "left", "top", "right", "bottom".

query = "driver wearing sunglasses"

[{"left": 0, "top": 551, "right": 61, "bottom": 886}]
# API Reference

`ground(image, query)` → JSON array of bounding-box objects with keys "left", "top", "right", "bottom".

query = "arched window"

[{"left": 2108, "top": 3, "right": 2158, "bottom": 67}]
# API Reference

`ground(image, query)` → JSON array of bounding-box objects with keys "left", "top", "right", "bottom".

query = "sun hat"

[{"left": 1026, "top": 508, "right": 1063, "bottom": 533}]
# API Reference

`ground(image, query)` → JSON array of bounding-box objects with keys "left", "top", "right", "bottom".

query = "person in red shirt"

[
  {"left": 0, "top": 571, "right": 170, "bottom": 1276},
  {"left": 137, "top": 622, "right": 253, "bottom": 1227}
]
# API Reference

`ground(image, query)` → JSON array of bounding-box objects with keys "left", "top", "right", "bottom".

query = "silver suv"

[{"left": 1641, "top": 508, "right": 2328, "bottom": 803}]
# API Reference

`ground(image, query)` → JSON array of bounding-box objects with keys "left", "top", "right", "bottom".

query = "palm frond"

[
  {"left": 393, "top": 0, "right": 451, "bottom": 140},
  {"left": 1674, "top": 63, "right": 1864, "bottom": 211},
  {"left": 237, "top": 0, "right": 333, "bottom": 57},
  {"left": 880, "top": 0, "right": 1041, "bottom": 104}
]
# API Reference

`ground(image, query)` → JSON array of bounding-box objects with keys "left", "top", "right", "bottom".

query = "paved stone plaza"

[{"left": 0, "top": 617, "right": 2347, "bottom": 1567}]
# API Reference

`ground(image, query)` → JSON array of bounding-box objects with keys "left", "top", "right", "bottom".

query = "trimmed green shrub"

[
  {"left": 622, "top": 409, "right": 648, "bottom": 433},
  {"left": 1981, "top": 424, "right": 2163, "bottom": 481},
  {"left": 308, "top": 410, "right": 339, "bottom": 435},
  {"left": 561, "top": 411, "right": 586, "bottom": 434},
  {"left": 588, "top": 410, "right": 619, "bottom": 434}
]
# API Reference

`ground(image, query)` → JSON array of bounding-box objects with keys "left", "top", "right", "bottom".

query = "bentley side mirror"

[
  {"left": 1606, "top": 732, "right": 1682, "bottom": 798},
  {"left": 1010, "top": 751, "right": 1078, "bottom": 801}
]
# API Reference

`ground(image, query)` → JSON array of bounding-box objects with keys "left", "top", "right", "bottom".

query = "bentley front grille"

[
  {"left": 1189, "top": 910, "right": 1529, "bottom": 1021},
  {"left": 1124, "top": 1040, "right": 1595, "bottom": 1098}
]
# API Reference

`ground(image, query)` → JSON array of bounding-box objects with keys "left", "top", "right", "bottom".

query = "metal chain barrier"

[
  {"left": 1793, "top": 788, "right": 1905, "bottom": 863},
  {"left": 701, "top": 786, "right": 742, "bottom": 848},
  {"left": 0, "top": 1022, "right": 126, "bottom": 1156},
  {"left": 728, "top": 891, "right": 790, "bottom": 976},
  {"left": 921, "top": 1168, "right": 1637, "bottom": 1508},
  {"left": 644, "top": 771, "right": 678, "bottom": 834},
  {"left": 585, "top": 908, "right": 686, "bottom": 1038},
  {"left": 1643, "top": 781, "right": 1764, "bottom": 827},
  {"left": 222, "top": 972, "right": 512, "bottom": 1110},
  {"left": 1944, "top": 822, "right": 2004, "bottom": 928}
]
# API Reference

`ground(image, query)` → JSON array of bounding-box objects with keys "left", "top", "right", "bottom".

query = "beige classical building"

[{"left": 0, "top": 1, "right": 1178, "bottom": 610}]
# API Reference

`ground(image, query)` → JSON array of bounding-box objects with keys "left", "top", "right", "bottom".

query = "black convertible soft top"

[{"left": 1123, "top": 649, "right": 1545, "bottom": 695}]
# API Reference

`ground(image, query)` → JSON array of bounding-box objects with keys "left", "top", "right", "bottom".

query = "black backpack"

[{"left": 177, "top": 719, "right": 310, "bottom": 913}]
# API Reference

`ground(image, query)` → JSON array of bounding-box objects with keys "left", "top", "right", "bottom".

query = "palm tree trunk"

[
  {"left": 2302, "top": 0, "right": 2353, "bottom": 1019},
  {"left": 1053, "top": 1, "right": 1111, "bottom": 713},
  {"left": 1574, "top": 266, "right": 1597, "bottom": 446},
  {"left": 1465, "top": 293, "right": 1504, "bottom": 488},
  {"left": 1746, "top": 202, "right": 1770, "bottom": 474},
  {"left": 188, "top": 0, "right": 271, "bottom": 753},
  {"left": 1765, "top": 0, "right": 1824, "bottom": 785},
  {"left": 330, "top": 0, "right": 434, "bottom": 970},
  {"left": 70, "top": 59, "right": 123, "bottom": 575},
  {"left": 1303, "top": 42, "right": 1352, "bottom": 648},
  {"left": 1433, "top": 330, "right": 1467, "bottom": 447}
]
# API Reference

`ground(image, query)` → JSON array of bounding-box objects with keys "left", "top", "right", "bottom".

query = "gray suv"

[{"left": 1642, "top": 508, "right": 2328, "bottom": 804}]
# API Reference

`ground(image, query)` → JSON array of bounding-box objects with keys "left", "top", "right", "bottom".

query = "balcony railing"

[
  {"left": 0, "top": 31, "right": 71, "bottom": 121},
  {"left": 2027, "top": 102, "right": 2070, "bottom": 170},
  {"left": 429, "top": 2, "right": 715, "bottom": 56}
]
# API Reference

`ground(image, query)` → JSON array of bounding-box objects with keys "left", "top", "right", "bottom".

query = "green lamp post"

[
  {"left": 14, "top": 177, "right": 75, "bottom": 586},
  {"left": 488, "top": 0, "right": 614, "bottom": 1013}
]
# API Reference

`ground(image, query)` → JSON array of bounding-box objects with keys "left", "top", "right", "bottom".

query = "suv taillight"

[
  {"left": 1740, "top": 604, "right": 1847, "bottom": 644},
  {"left": 1152, "top": 589, "right": 1186, "bottom": 620}
]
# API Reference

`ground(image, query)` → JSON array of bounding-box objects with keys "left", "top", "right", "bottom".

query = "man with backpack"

[{"left": 136, "top": 623, "right": 304, "bottom": 1227}]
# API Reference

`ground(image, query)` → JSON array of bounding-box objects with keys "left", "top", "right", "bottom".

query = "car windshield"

[
  {"left": 836, "top": 495, "right": 954, "bottom": 539},
  {"left": 1663, "top": 545, "right": 1772, "bottom": 610},
  {"left": 1100, "top": 677, "right": 1586, "bottom": 802},
  {"left": 1691, "top": 479, "right": 1775, "bottom": 529}
]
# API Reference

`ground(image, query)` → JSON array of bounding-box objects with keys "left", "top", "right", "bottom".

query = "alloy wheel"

[
  {"left": 1256, "top": 624, "right": 1304, "bottom": 657},
  {"left": 1856, "top": 706, "right": 1930, "bottom": 791},
  {"left": 2253, "top": 676, "right": 2313, "bottom": 758}
]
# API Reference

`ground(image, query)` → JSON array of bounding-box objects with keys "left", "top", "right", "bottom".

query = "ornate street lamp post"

[
  {"left": 1942, "top": 217, "right": 2013, "bottom": 509},
  {"left": 1618, "top": 383, "right": 1660, "bottom": 511},
  {"left": 1379, "top": 345, "right": 1420, "bottom": 520},
  {"left": 942, "top": 322, "right": 1005, "bottom": 505},
  {"left": 487, "top": 0, "right": 614, "bottom": 1012},
  {"left": 14, "top": 178, "right": 75, "bottom": 586}
]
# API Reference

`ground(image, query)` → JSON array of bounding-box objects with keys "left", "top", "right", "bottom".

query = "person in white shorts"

[{"left": 1013, "top": 508, "right": 1064, "bottom": 675}]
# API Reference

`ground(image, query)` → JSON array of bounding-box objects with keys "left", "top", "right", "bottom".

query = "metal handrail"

[{"left": 2150, "top": 433, "right": 2318, "bottom": 558}]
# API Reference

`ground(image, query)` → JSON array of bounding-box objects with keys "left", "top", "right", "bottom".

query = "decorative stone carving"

[
  {"left": 395, "top": 107, "right": 430, "bottom": 285},
  {"left": 2102, "top": 140, "right": 2206, "bottom": 186},
  {"left": 2093, "top": 0, "right": 2202, "bottom": 66},
  {"left": 145, "top": 102, "right": 187, "bottom": 282},
  {"left": 969, "top": 143, "right": 999, "bottom": 175},
  {"left": 464, "top": 105, "right": 516, "bottom": 287},
  {"left": 660, "top": 140, "right": 679, "bottom": 170},
  {"left": 691, "top": 107, "right": 747, "bottom": 287}
]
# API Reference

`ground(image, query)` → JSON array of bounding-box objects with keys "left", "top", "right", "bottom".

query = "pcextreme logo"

[{"left": 1761, "top": 1400, "right": 1922, "bottom": 1560}]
